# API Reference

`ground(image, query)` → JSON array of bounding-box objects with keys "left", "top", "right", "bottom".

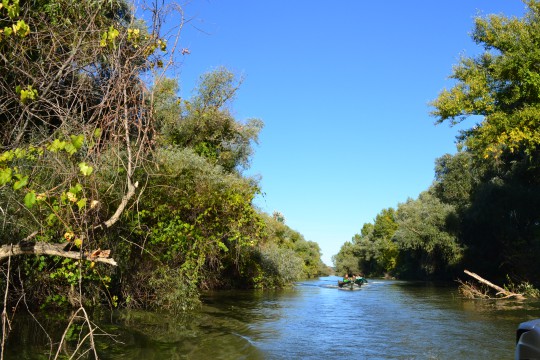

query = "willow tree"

[{"left": 161, "top": 67, "right": 264, "bottom": 173}]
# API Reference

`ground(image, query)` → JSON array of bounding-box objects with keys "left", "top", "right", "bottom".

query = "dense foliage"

[
  {"left": 334, "top": 1, "right": 540, "bottom": 285},
  {"left": 0, "top": 0, "right": 326, "bottom": 322}
]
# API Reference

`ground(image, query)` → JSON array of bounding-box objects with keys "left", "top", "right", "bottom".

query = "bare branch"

[
  {"left": 463, "top": 269, "right": 525, "bottom": 300},
  {"left": 0, "top": 242, "right": 117, "bottom": 266}
]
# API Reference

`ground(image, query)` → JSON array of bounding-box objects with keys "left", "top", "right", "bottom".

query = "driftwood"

[
  {"left": 462, "top": 269, "right": 524, "bottom": 300},
  {"left": 0, "top": 232, "right": 116, "bottom": 266}
]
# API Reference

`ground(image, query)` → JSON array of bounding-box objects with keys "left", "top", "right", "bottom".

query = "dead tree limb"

[
  {"left": 463, "top": 269, "right": 525, "bottom": 300},
  {"left": 0, "top": 242, "right": 117, "bottom": 266}
]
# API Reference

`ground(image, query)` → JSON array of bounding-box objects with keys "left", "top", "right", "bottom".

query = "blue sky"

[{"left": 172, "top": 1, "right": 527, "bottom": 265}]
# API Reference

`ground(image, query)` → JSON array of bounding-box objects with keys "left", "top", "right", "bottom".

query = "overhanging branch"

[{"left": 0, "top": 242, "right": 117, "bottom": 266}]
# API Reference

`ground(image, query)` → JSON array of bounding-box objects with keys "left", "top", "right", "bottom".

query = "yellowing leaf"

[{"left": 66, "top": 192, "right": 77, "bottom": 203}]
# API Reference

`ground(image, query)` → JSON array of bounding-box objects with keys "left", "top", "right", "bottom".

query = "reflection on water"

[{"left": 4, "top": 276, "right": 540, "bottom": 359}]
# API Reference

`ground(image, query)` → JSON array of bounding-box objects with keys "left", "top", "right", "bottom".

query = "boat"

[{"left": 337, "top": 277, "right": 367, "bottom": 290}]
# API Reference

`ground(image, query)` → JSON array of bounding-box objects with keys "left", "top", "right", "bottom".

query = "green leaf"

[
  {"left": 100, "top": 32, "right": 107, "bottom": 47},
  {"left": 77, "top": 198, "right": 87, "bottom": 210},
  {"left": 0, "top": 150, "right": 14, "bottom": 163},
  {"left": 13, "top": 19, "right": 30, "bottom": 37},
  {"left": 69, "top": 183, "right": 83, "bottom": 194},
  {"left": 0, "top": 168, "right": 12, "bottom": 185},
  {"left": 19, "top": 85, "right": 38, "bottom": 104},
  {"left": 64, "top": 143, "right": 77, "bottom": 155},
  {"left": 46, "top": 213, "right": 57, "bottom": 225},
  {"left": 78, "top": 162, "right": 93, "bottom": 176},
  {"left": 24, "top": 191, "right": 36, "bottom": 208},
  {"left": 218, "top": 241, "right": 229, "bottom": 252},
  {"left": 13, "top": 175, "right": 28, "bottom": 190},
  {"left": 70, "top": 134, "right": 84, "bottom": 150},
  {"left": 47, "top": 139, "right": 66, "bottom": 152},
  {"left": 13, "top": 148, "right": 27, "bottom": 159}
]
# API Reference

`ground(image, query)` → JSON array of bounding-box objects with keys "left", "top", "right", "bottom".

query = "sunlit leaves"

[
  {"left": 78, "top": 162, "right": 93, "bottom": 176},
  {"left": 47, "top": 139, "right": 66, "bottom": 152},
  {"left": 15, "top": 84, "right": 38, "bottom": 104},
  {"left": 0, "top": 0, "right": 20, "bottom": 19},
  {"left": 76, "top": 198, "right": 87, "bottom": 210},
  {"left": 0, "top": 137, "right": 93, "bottom": 219},
  {"left": 47, "top": 135, "right": 85, "bottom": 155},
  {"left": 13, "top": 174, "right": 28, "bottom": 190},
  {"left": 0, "top": 168, "right": 12, "bottom": 185},
  {"left": 100, "top": 25, "right": 119, "bottom": 48},
  {"left": 24, "top": 190, "right": 36, "bottom": 208},
  {"left": 431, "top": 2, "right": 540, "bottom": 162},
  {"left": 126, "top": 27, "right": 140, "bottom": 42},
  {"left": 12, "top": 19, "right": 30, "bottom": 36}
]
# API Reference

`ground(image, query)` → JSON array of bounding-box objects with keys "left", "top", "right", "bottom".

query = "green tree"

[
  {"left": 260, "top": 213, "right": 326, "bottom": 281},
  {"left": 430, "top": 1, "right": 540, "bottom": 285},
  {"left": 433, "top": 151, "right": 478, "bottom": 210},
  {"left": 431, "top": 1, "right": 540, "bottom": 166},
  {"left": 332, "top": 241, "right": 360, "bottom": 276},
  {"left": 161, "top": 69, "right": 263, "bottom": 173},
  {"left": 350, "top": 209, "right": 399, "bottom": 276},
  {"left": 394, "top": 191, "right": 463, "bottom": 279},
  {"left": 0, "top": 0, "right": 173, "bottom": 302}
]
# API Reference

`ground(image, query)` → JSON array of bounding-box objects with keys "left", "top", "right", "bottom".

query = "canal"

[{"left": 5, "top": 276, "right": 539, "bottom": 359}]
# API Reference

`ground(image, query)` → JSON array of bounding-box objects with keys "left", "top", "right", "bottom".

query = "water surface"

[{"left": 5, "top": 276, "right": 539, "bottom": 359}]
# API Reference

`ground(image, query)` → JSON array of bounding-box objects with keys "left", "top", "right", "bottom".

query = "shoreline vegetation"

[{"left": 333, "top": 1, "right": 540, "bottom": 300}]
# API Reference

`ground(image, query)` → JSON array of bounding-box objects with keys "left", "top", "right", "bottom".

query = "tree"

[
  {"left": 431, "top": 1, "right": 540, "bottom": 166},
  {"left": 332, "top": 241, "right": 360, "bottom": 276},
  {"left": 348, "top": 209, "right": 399, "bottom": 276},
  {"left": 433, "top": 151, "right": 478, "bottom": 210},
  {"left": 430, "top": 1, "right": 540, "bottom": 285},
  {"left": 161, "top": 68, "right": 264, "bottom": 173},
  {"left": 394, "top": 191, "right": 463, "bottom": 279}
]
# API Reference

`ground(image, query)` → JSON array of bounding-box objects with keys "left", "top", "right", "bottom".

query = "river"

[{"left": 5, "top": 276, "right": 540, "bottom": 359}]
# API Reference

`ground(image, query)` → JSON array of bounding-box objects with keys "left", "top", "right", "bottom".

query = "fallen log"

[{"left": 463, "top": 269, "right": 524, "bottom": 300}]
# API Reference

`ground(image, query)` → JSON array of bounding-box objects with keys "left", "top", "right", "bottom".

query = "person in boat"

[
  {"left": 338, "top": 274, "right": 351, "bottom": 288},
  {"left": 355, "top": 273, "right": 368, "bottom": 284}
]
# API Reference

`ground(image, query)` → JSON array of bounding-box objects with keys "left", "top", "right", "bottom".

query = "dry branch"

[
  {"left": 0, "top": 242, "right": 117, "bottom": 266},
  {"left": 463, "top": 269, "right": 524, "bottom": 300}
]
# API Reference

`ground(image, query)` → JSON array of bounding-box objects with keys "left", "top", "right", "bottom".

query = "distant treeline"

[{"left": 334, "top": 1, "right": 540, "bottom": 287}]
